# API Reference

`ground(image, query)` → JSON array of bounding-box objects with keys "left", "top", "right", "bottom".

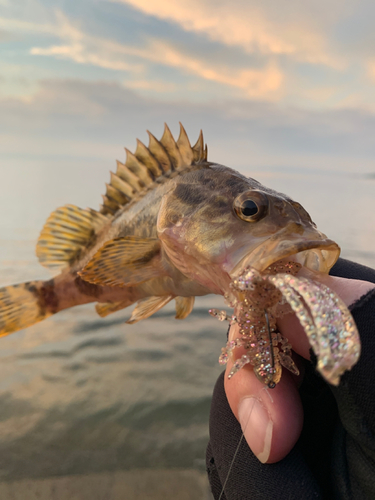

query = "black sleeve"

[{"left": 206, "top": 258, "right": 375, "bottom": 500}]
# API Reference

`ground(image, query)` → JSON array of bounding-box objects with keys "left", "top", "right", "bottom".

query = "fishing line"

[
  {"left": 218, "top": 398, "right": 256, "bottom": 500},
  {"left": 218, "top": 310, "right": 275, "bottom": 498}
]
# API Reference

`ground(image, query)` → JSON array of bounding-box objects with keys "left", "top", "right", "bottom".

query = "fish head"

[{"left": 157, "top": 164, "right": 340, "bottom": 294}]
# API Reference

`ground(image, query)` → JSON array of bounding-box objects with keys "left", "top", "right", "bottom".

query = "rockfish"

[{"left": 0, "top": 124, "right": 340, "bottom": 339}]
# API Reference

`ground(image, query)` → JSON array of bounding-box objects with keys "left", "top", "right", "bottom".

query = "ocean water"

[{"left": 0, "top": 165, "right": 374, "bottom": 498}]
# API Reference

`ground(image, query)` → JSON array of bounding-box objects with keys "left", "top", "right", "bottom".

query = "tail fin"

[{"left": 0, "top": 280, "right": 56, "bottom": 337}]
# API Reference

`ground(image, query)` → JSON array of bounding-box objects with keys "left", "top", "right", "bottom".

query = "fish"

[{"left": 0, "top": 123, "right": 341, "bottom": 340}]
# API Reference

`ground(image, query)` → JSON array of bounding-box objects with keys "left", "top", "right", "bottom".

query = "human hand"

[{"left": 224, "top": 274, "right": 375, "bottom": 464}]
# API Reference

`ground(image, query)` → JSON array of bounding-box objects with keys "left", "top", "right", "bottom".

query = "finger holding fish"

[
  {"left": 224, "top": 273, "right": 375, "bottom": 463},
  {"left": 224, "top": 321, "right": 303, "bottom": 464}
]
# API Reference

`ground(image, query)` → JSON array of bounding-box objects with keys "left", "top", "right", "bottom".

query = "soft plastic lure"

[{"left": 211, "top": 260, "right": 360, "bottom": 387}]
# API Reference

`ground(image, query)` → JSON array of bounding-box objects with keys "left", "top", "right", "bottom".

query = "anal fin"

[
  {"left": 126, "top": 295, "right": 173, "bottom": 324},
  {"left": 95, "top": 300, "right": 132, "bottom": 318},
  {"left": 175, "top": 296, "right": 195, "bottom": 319}
]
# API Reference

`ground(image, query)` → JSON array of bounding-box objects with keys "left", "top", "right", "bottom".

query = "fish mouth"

[{"left": 230, "top": 225, "right": 340, "bottom": 277}]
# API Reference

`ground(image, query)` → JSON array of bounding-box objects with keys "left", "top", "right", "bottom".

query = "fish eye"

[
  {"left": 240, "top": 200, "right": 258, "bottom": 217},
  {"left": 234, "top": 191, "right": 268, "bottom": 222}
]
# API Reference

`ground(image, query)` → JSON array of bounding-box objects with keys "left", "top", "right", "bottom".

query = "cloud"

[
  {"left": 0, "top": 15, "right": 54, "bottom": 36},
  {"left": 125, "top": 79, "right": 176, "bottom": 92},
  {"left": 0, "top": 2, "right": 372, "bottom": 108},
  {"left": 28, "top": 11, "right": 283, "bottom": 99},
  {"left": 0, "top": 28, "right": 12, "bottom": 41},
  {"left": 31, "top": 43, "right": 142, "bottom": 73},
  {"left": 112, "top": 0, "right": 345, "bottom": 68},
  {"left": 2, "top": 78, "right": 375, "bottom": 172},
  {"left": 143, "top": 40, "right": 283, "bottom": 98},
  {"left": 367, "top": 60, "right": 375, "bottom": 81},
  {"left": 123, "top": 0, "right": 294, "bottom": 55},
  {"left": 28, "top": 11, "right": 144, "bottom": 73}
]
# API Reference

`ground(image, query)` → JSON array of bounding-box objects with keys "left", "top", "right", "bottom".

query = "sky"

[{"left": 1, "top": 0, "right": 375, "bottom": 239}]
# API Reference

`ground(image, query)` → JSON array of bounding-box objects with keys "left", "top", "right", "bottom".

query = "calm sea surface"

[{"left": 0, "top": 165, "right": 374, "bottom": 497}]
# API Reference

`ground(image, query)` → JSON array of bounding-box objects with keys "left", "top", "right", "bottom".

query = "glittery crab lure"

[{"left": 210, "top": 261, "right": 361, "bottom": 387}]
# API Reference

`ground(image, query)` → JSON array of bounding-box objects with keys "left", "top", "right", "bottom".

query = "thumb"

[{"left": 224, "top": 323, "right": 303, "bottom": 463}]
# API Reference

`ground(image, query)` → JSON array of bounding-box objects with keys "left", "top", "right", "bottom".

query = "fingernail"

[{"left": 238, "top": 397, "right": 273, "bottom": 463}]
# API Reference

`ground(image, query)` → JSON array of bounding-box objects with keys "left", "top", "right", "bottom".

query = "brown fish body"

[
  {"left": 0, "top": 124, "right": 340, "bottom": 337},
  {"left": 71, "top": 173, "right": 214, "bottom": 299}
]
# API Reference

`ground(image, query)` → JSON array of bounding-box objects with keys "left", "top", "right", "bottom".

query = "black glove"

[{"left": 206, "top": 258, "right": 375, "bottom": 500}]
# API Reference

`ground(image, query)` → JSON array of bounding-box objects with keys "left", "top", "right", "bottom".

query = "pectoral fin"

[
  {"left": 79, "top": 237, "right": 165, "bottom": 287},
  {"left": 175, "top": 296, "right": 195, "bottom": 319}
]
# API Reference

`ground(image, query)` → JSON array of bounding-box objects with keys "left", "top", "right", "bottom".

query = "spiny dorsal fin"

[
  {"left": 116, "top": 160, "right": 144, "bottom": 191},
  {"left": 110, "top": 172, "right": 137, "bottom": 199},
  {"left": 135, "top": 139, "right": 163, "bottom": 177},
  {"left": 36, "top": 205, "right": 108, "bottom": 270},
  {"left": 100, "top": 161, "right": 142, "bottom": 214},
  {"left": 126, "top": 295, "right": 173, "bottom": 324},
  {"left": 95, "top": 299, "right": 133, "bottom": 318},
  {"left": 160, "top": 123, "right": 183, "bottom": 169},
  {"left": 106, "top": 183, "right": 131, "bottom": 205},
  {"left": 101, "top": 195, "right": 119, "bottom": 215},
  {"left": 125, "top": 148, "right": 154, "bottom": 185},
  {"left": 147, "top": 131, "right": 172, "bottom": 174},
  {"left": 175, "top": 296, "right": 195, "bottom": 319},
  {"left": 192, "top": 130, "right": 207, "bottom": 162},
  {"left": 100, "top": 124, "right": 207, "bottom": 215},
  {"left": 79, "top": 237, "right": 165, "bottom": 287},
  {"left": 176, "top": 123, "right": 194, "bottom": 166}
]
